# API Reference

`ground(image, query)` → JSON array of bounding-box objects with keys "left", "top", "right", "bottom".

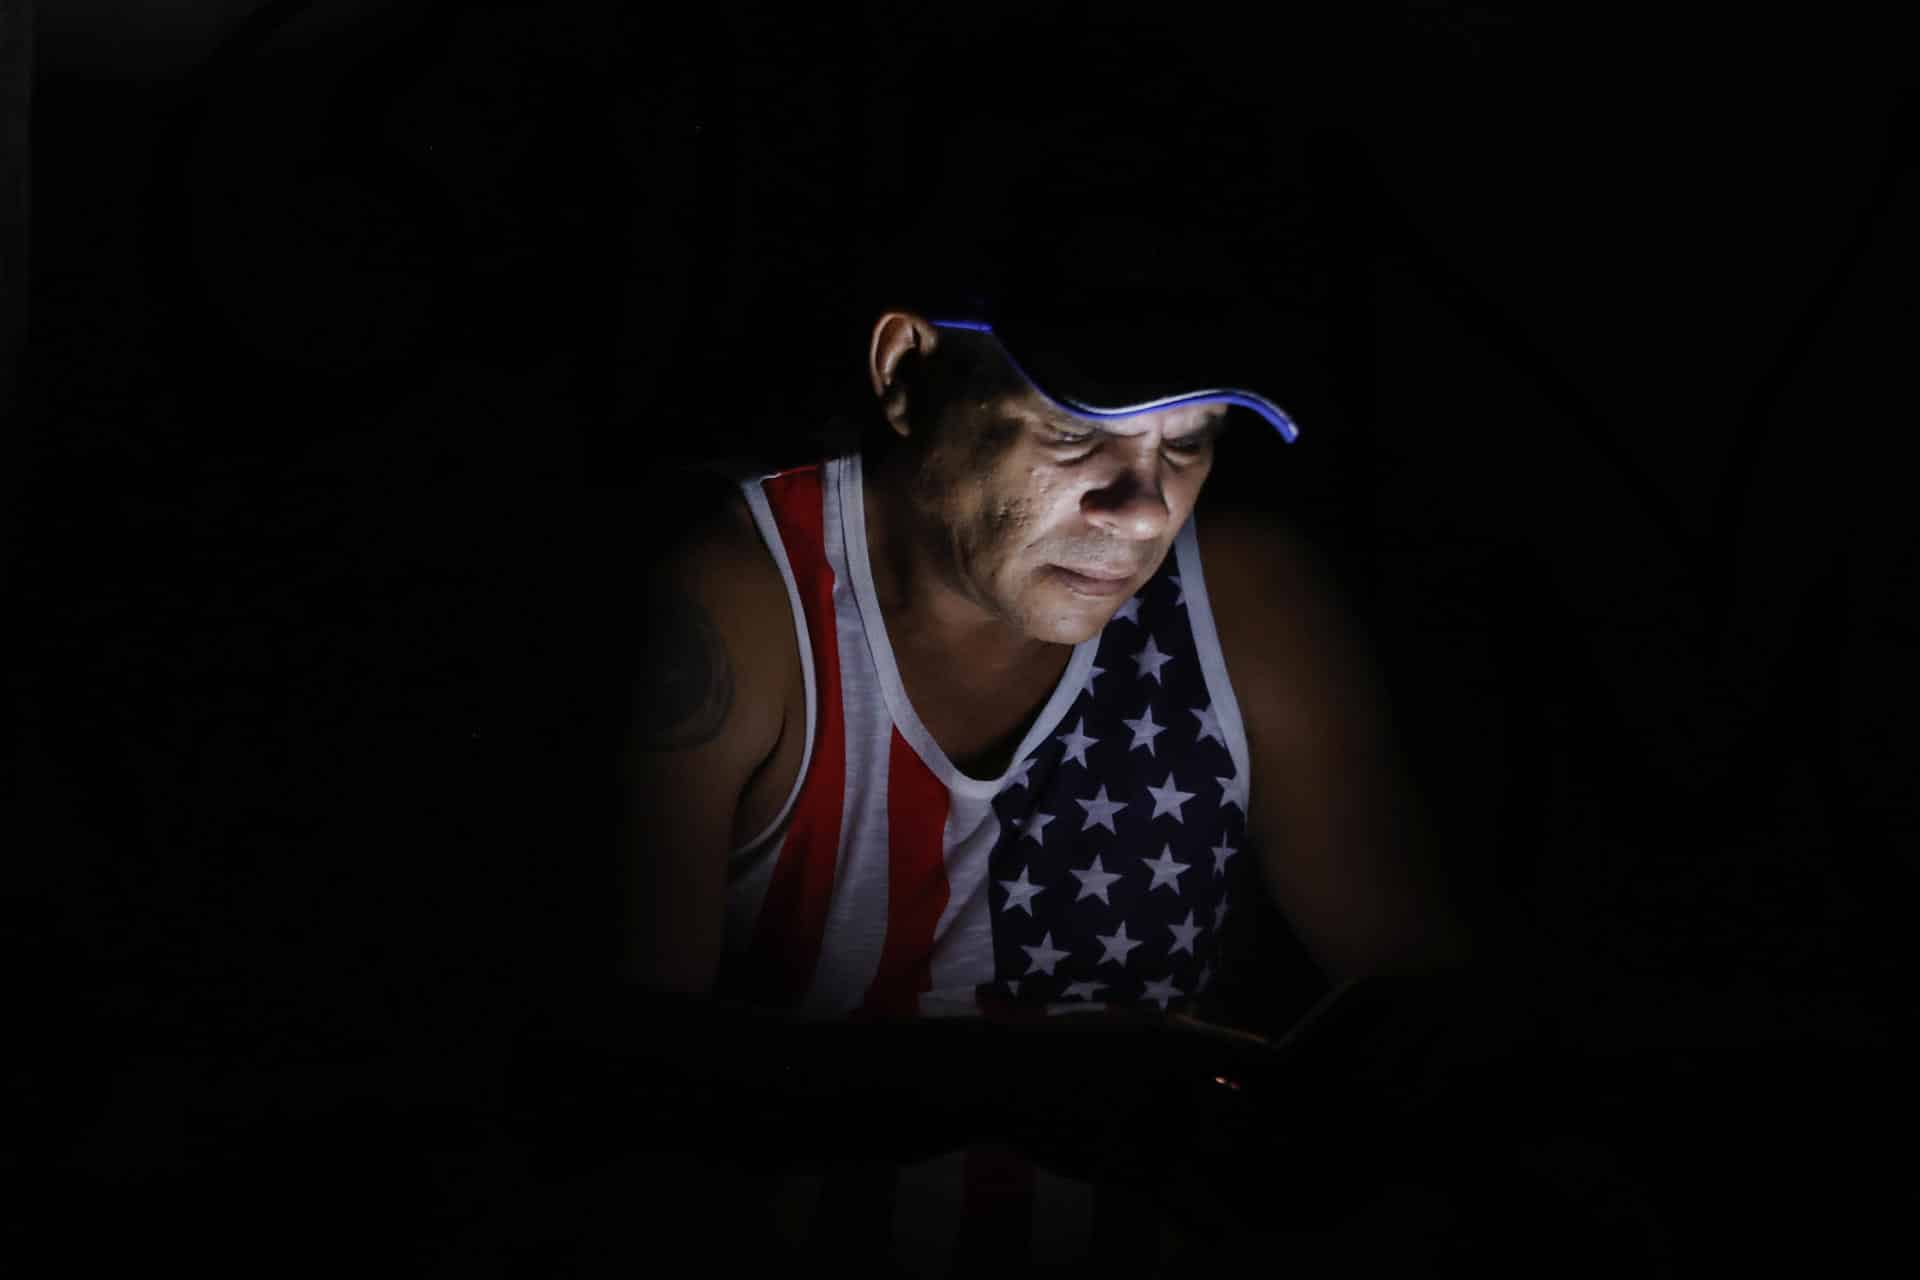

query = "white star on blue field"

[{"left": 981, "top": 540, "right": 1250, "bottom": 1013}]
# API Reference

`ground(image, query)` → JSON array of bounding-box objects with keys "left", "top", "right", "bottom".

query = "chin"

[
  {"left": 1013, "top": 578, "right": 1131, "bottom": 645},
  {"left": 1024, "top": 605, "right": 1109, "bottom": 648},
  {"left": 1055, "top": 620, "right": 1105, "bottom": 646}
]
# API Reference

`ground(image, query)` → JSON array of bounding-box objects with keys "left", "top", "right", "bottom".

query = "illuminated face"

[{"left": 898, "top": 369, "right": 1225, "bottom": 648}]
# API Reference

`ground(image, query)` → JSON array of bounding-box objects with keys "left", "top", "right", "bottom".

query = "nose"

[{"left": 1079, "top": 450, "right": 1174, "bottom": 542}]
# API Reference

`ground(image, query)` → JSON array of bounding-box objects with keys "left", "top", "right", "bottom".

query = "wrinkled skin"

[{"left": 863, "top": 314, "right": 1227, "bottom": 678}]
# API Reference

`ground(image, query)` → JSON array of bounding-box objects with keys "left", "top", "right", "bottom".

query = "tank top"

[
  {"left": 716, "top": 452, "right": 1261, "bottom": 1270},
  {"left": 720, "top": 450, "right": 1255, "bottom": 1020}
]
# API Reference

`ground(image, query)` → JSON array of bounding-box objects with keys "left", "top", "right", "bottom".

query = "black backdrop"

[{"left": 11, "top": 2, "right": 1915, "bottom": 1273}]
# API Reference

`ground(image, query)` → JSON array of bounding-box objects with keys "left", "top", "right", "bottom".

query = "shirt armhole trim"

[
  {"left": 1174, "top": 515, "right": 1254, "bottom": 819},
  {"left": 729, "top": 477, "right": 818, "bottom": 863}
]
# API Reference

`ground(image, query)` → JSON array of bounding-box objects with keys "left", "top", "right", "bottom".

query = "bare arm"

[
  {"left": 1178, "top": 507, "right": 1568, "bottom": 1184},
  {"left": 617, "top": 491, "right": 787, "bottom": 996},
  {"left": 1202, "top": 507, "right": 1471, "bottom": 984}
]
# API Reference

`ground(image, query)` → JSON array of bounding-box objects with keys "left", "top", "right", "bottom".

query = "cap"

[
  {"left": 853, "top": 12, "right": 1332, "bottom": 444},
  {"left": 921, "top": 208, "right": 1316, "bottom": 443},
  {"left": 863, "top": 108, "right": 1328, "bottom": 446}
]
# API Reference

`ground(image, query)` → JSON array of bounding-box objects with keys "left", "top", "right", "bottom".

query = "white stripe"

[
  {"left": 892, "top": 1147, "right": 967, "bottom": 1277},
  {"left": 801, "top": 458, "right": 893, "bottom": 1014},
  {"left": 926, "top": 789, "right": 1002, "bottom": 998}
]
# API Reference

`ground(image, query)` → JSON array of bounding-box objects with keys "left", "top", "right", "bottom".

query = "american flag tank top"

[{"left": 715, "top": 452, "right": 1257, "bottom": 1271}]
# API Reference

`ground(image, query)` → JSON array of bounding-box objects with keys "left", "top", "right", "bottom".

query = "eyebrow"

[
  {"left": 1041, "top": 412, "right": 1230, "bottom": 443},
  {"left": 1168, "top": 415, "right": 1230, "bottom": 445}
]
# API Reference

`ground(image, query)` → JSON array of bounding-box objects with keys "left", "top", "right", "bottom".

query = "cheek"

[
  {"left": 1004, "top": 470, "right": 1079, "bottom": 556},
  {"left": 956, "top": 482, "right": 1036, "bottom": 571},
  {"left": 993, "top": 464, "right": 1064, "bottom": 529},
  {"left": 987, "top": 497, "right": 1042, "bottom": 561},
  {"left": 1178, "top": 467, "right": 1212, "bottom": 512},
  {"left": 1024, "top": 466, "right": 1077, "bottom": 522},
  {"left": 964, "top": 481, "right": 1058, "bottom": 590}
]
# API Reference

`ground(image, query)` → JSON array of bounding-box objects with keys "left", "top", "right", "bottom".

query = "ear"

[{"left": 867, "top": 312, "right": 942, "bottom": 439}]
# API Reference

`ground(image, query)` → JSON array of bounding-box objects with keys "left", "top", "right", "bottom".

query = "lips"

[
  {"left": 1052, "top": 565, "right": 1136, "bottom": 597},
  {"left": 1056, "top": 565, "right": 1132, "bottom": 582}
]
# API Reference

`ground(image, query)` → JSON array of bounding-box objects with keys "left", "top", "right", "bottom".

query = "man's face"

[{"left": 901, "top": 364, "right": 1225, "bottom": 649}]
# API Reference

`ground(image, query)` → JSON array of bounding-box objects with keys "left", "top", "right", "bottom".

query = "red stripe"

[
  {"left": 725, "top": 466, "right": 846, "bottom": 1008},
  {"left": 955, "top": 1142, "right": 1034, "bottom": 1267},
  {"left": 858, "top": 728, "right": 952, "bottom": 1018}
]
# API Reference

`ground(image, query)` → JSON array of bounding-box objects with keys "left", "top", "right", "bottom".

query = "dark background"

[{"left": 7, "top": 1, "right": 1914, "bottom": 1273}]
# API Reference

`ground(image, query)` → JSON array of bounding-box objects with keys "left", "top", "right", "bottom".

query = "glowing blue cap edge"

[{"left": 930, "top": 318, "right": 1300, "bottom": 444}]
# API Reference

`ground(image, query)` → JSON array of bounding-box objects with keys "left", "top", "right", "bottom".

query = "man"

[
  {"left": 576, "top": 14, "right": 1528, "bottom": 1264},
  {"left": 624, "top": 17, "right": 1473, "bottom": 1013},
  {"left": 603, "top": 160, "right": 1494, "bottom": 1259},
  {"left": 626, "top": 307, "right": 1468, "bottom": 1010}
]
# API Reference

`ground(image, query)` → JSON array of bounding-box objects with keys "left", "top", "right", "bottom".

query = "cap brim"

[{"left": 932, "top": 319, "right": 1302, "bottom": 443}]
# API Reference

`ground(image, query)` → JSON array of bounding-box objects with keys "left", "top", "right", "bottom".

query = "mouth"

[{"left": 1050, "top": 565, "right": 1136, "bottom": 597}]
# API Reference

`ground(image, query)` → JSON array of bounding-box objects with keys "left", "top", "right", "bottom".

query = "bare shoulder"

[
  {"left": 1191, "top": 505, "right": 1466, "bottom": 978},
  {"left": 1193, "top": 501, "right": 1344, "bottom": 634},
  {"left": 660, "top": 484, "right": 778, "bottom": 596},
  {"left": 620, "top": 472, "right": 797, "bottom": 993},
  {"left": 1193, "top": 498, "right": 1384, "bottom": 734},
  {"left": 632, "top": 474, "right": 796, "bottom": 758}
]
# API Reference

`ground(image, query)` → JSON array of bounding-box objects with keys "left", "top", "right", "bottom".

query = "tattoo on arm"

[{"left": 633, "top": 585, "right": 735, "bottom": 750}]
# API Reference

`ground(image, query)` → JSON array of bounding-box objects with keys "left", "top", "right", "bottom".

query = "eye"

[
  {"left": 1042, "top": 431, "right": 1099, "bottom": 459},
  {"left": 1042, "top": 429, "right": 1212, "bottom": 461}
]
